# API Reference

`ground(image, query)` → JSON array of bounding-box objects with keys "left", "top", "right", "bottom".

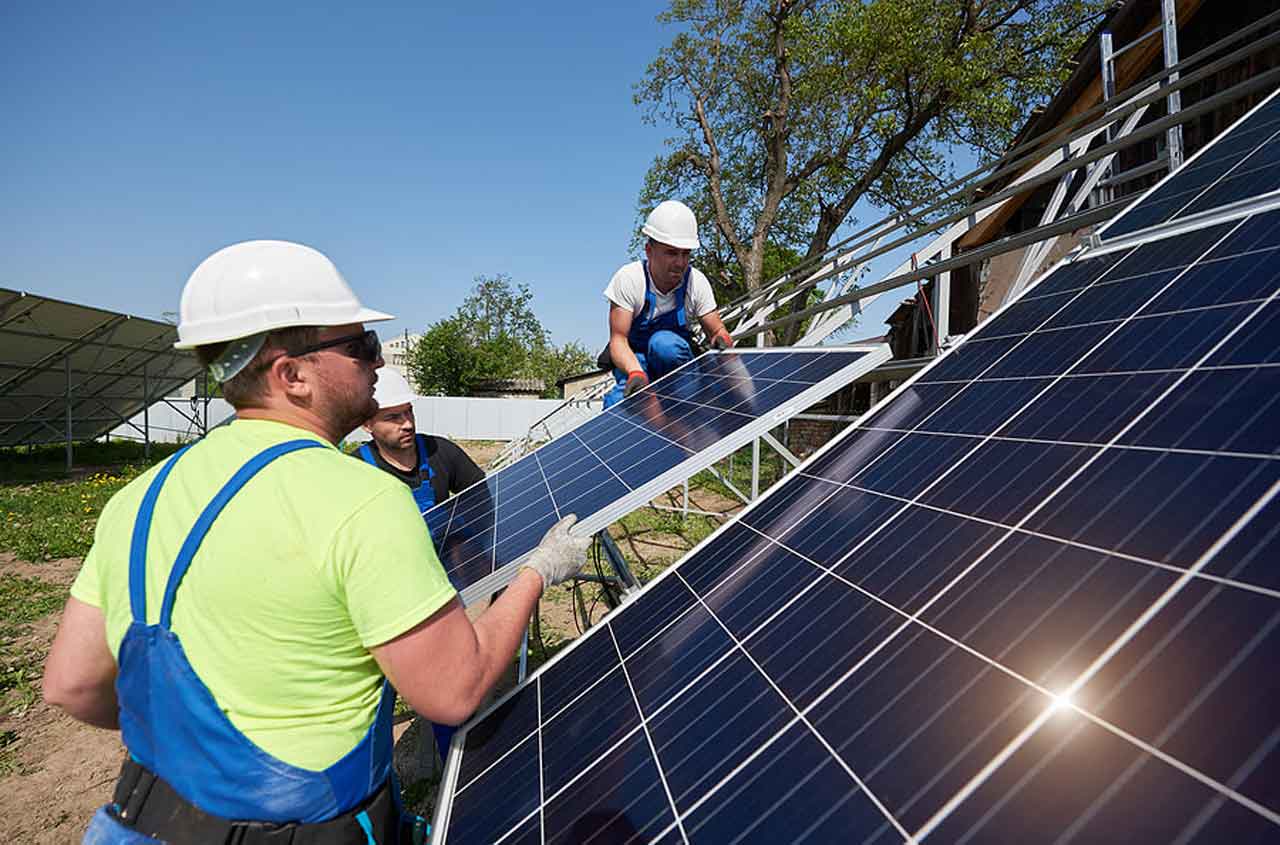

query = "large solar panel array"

[
  {"left": 431, "top": 92, "right": 1280, "bottom": 843},
  {"left": 427, "top": 347, "right": 889, "bottom": 605}
]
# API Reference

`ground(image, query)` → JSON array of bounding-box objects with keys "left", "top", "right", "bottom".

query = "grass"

[
  {"left": 0, "top": 467, "right": 149, "bottom": 562},
  {"left": 0, "top": 575, "right": 69, "bottom": 738}
]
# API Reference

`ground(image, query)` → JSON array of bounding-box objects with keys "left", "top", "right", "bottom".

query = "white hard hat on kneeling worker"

[{"left": 641, "top": 200, "right": 701, "bottom": 250}]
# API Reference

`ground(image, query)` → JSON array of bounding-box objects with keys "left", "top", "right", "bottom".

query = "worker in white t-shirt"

[{"left": 601, "top": 200, "right": 733, "bottom": 408}]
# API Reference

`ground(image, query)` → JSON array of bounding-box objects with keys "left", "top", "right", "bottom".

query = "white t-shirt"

[{"left": 604, "top": 261, "right": 718, "bottom": 323}]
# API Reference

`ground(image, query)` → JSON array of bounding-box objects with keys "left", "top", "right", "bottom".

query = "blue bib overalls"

[
  {"left": 603, "top": 262, "right": 695, "bottom": 408},
  {"left": 85, "top": 440, "right": 398, "bottom": 842},
  {"left": 357, "top": 434, "right": 436, "bottom": 513}
]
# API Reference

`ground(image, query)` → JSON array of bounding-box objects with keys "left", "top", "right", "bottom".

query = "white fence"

[{"left": 109, "top": 396, "right": 596, "bottom": 444}]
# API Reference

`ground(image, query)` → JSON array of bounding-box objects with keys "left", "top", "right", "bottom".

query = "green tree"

[
  {"left": 637, "top": 0, "right": 1106, "bottom": 342},
  {"left": 407, "top": 275, "right": 592, "bottom": 398}
]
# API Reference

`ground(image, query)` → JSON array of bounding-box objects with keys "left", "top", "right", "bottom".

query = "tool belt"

[{"left": 109, "top": 757, "right": 410, "bottom": 845}]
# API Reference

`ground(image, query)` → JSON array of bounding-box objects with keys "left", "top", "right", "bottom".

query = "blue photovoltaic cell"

[
  {"left": 434, "top": 105, "right": 1280, "bottom": 844},
  {"left": 424, "top": 347, "right": 885, "bottom": 600},
  {"left": 1103, "top": 90, "right": 1280, "bottom": 238}
]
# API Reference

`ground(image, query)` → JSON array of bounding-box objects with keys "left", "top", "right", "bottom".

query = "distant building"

[{"left": 381, "top": 331, "right": 422, "bottom": 388}]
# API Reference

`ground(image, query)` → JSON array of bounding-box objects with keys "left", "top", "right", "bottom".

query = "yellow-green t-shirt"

[{"left": 70, "top": 418, "right": 456, "bottom": 770}]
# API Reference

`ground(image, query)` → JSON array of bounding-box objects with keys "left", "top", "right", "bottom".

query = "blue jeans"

[{"left": 603, "top": 330, "right": 693, "bottom": 408}]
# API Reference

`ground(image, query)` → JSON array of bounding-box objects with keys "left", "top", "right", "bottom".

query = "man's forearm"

[
  {"left": 609, "top": 335, "right": 642, "bottom": 375},
  {"left": 469, "top": 568, "right": 544, "bottom": 699}
]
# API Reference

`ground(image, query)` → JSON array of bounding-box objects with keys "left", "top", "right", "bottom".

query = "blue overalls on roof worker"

[
  {"left": 601, "top": 200, "right": 735, "bottom": 409},
  {"left": 42, "top": 239, "right": 593, "bottom": 845}
]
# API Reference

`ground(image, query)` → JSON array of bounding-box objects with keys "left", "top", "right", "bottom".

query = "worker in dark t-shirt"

[{"left": 354, "top": 369, "right": 485, "bottom": 513}]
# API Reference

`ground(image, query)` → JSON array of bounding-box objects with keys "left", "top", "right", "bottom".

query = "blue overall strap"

[
  {"left": 128, "top": 445, "right": 193, "bottom": 624},
  {"left": 673, "top": 267, "right": 690, "bottom": 330},
  {"left": 356, "top": 443, "right": 378, "bottom": 465},
  {"left": 157, "top": 439, "right": 326, "bottom": 629},
  {"left": 414, "top": 434, "right": 436, "bottom": 483},
  {"left": 640, "top": 261, "right": 690, "bottom": 329}
]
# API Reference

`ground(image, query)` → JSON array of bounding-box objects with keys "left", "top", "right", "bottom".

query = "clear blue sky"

[{"left": 2, "top": 2, "right": 920, "bottom": 352}]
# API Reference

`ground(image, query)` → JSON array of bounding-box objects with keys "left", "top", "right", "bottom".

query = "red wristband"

[{"left": 627, "top": 370, "right": 647, "bottom": 380}]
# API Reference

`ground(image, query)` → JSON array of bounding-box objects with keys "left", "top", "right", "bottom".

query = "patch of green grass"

[
  {"left": 0, "top": 729, "right": 19, "bottom": 777},
  {"left": 0, "top": 467, "right": 147, "bottom": 561},
  {"left": 0, "top": 575, "right": 66, "bottom": 624},
  {"left": 0, "top": 575, "right": 68, "bottom": 719}
]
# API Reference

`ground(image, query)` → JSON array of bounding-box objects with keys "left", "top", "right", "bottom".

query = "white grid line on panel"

[
  {"left": 536, "top": 677, "right": 546, "bottom": 845},
  {"left": 1169, "top": 727, "right": 1280, "bottom": 845},
  {"left": 913, "top": 261, "right": 1280, "bottom": 838},
  {"left": 671, "top": 569, "right": 917, "bottom": 842},
  {"left": 568, "top": 429, "right": 635, "bottom": 491},
  {"left": 1015, "top": 236, "right": 1280, "bottom": 305},
  {"left": 917, "top": 359, "right": 1280, "bottom": 385},
  {"left": 857, "top": 425, "right": 1280, "bottom": 469},
  {"left": 973, "top": 296, "right": 1270, "bottom": 344},
  {"left": 800, "top": 472, "right": 1280, "bottom": 602},
  {"left": 1054, "top": 610, "right": 1280, "bottom": 843},
  {"left": 604, "top": 624, "right": 691, "bottom": 844},
  {"left": 530, "top": 448, "right": 562, "bottom": 521},
  {"left": 486, "top": 466, "right": 500, "bottom": 577},
  {"left": 726, "top": 518, "right": 1280, "bottom": 835}
]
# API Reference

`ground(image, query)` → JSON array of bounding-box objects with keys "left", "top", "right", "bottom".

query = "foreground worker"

[
  {"left": 43, "top": 240, "right": 591, "bottom": 844},
  {"left": 356, "top": 368, "right": 484, "bottom": 513},
  {"left": 602, "top": 199, "right": 733, "bottom": 408},
  {"left": 354, "top": 367, "right": 484, "bottom": 761}
]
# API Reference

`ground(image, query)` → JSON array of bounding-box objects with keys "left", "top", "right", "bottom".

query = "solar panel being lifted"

[
  {"left": 430, "top": 92, "right": 1280, "bottom": 844},
  {"left": 427, "top": 347, "right": 890, "bottom": 605}
]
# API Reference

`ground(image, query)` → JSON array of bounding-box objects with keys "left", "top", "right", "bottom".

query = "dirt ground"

[{"left": 0, "top": 442, "right": 740, "bottom": 843}]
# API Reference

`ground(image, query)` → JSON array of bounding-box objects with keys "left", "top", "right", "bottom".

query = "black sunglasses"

[{"left": 286, "top": 330, "right": 381, "bottom": 363}]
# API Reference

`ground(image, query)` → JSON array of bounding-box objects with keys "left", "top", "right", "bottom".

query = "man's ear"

[
  {"left": 267, "top": 355, "right": 310, "bottom": 401},
  {"left": 362, "top": 421, "right": 374, "bottom": 434}
]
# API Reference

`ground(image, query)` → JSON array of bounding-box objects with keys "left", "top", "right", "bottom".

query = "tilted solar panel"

[
  {"left": 427, "top": 347, "right": 890, "bottom": 605},
  {"left": 430, "top": 97, "right": 1280, "bottom": 843},
  {"left": 1102, "top": 89, "right": 1280, "bottom": 239}
]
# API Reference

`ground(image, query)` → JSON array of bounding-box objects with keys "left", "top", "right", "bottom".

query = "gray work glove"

[
  {"left": 623, "top": 370, "right": 649, "bottom": 398},
  {"left": 521, "top": 514, "right": 593, "bottom": 589}
]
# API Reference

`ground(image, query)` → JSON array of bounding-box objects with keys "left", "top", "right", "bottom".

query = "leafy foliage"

[
  {"left": 407, "top": 275, "right": 594, "bottom": 398},
  {"left": 636, "top": 0, "right": 1107, "bottom": 340}
]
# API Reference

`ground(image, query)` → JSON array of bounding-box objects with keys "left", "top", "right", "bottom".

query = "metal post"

[
  {"left": 1162, "top": 0, "right": 1184, "bottom": 170},
  {"left": 517, "top": 626, "right": 529, "bottom": 683},
  {"left": 143, "top": 363, "right": 151, "bottom": 461},
  {"left": 1099, "top": 31, "right": 1117, "bottom": 204},
  {"left": 682, "top": 477, "right": 689, "bottom": 519},
  {"left": 64, "top": 356, "right": 73, "bottom": 474},
  {"left": 932, "top": 246, "right": 951, "bottom": 351},
  {"left": 751, "top": 436, "right": 761, "bottom": 500}
]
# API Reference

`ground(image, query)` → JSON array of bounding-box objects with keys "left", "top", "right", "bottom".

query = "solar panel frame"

[{"left": 433, "top": 345, "right": 891, "bottom": 606}]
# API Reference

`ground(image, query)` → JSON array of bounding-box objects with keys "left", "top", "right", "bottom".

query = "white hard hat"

[
  {"left": 372, "top": 368, "right": 421, "bottom": 410},
  {"left": 174, "top": 240, "right": 393, "bottom": 349},
  {"left": 641, "top": 200, "right": 700, "bottom": 250}
]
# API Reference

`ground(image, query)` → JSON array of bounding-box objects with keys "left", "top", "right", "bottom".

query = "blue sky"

[{"left": 2, "top": 2, "right": 920, "bottom": 352}]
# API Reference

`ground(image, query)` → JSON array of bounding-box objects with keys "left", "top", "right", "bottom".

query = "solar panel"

[
  {"left": 428, "top": 347, "right": 890, "bottom": 605},
  {"left": 1102, "top": 89, "right": 1280, "bottom": 239},
  {"left": 430, "top": 97, "right": 1280, "bottom": 843}
]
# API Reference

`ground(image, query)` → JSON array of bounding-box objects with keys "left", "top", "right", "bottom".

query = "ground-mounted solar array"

[
  {"left": 425, "top": 347, "right": 889, "bottom": 605},
  {"left": 431, "top": 91, "right": 1280, "bottom": 843}
]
